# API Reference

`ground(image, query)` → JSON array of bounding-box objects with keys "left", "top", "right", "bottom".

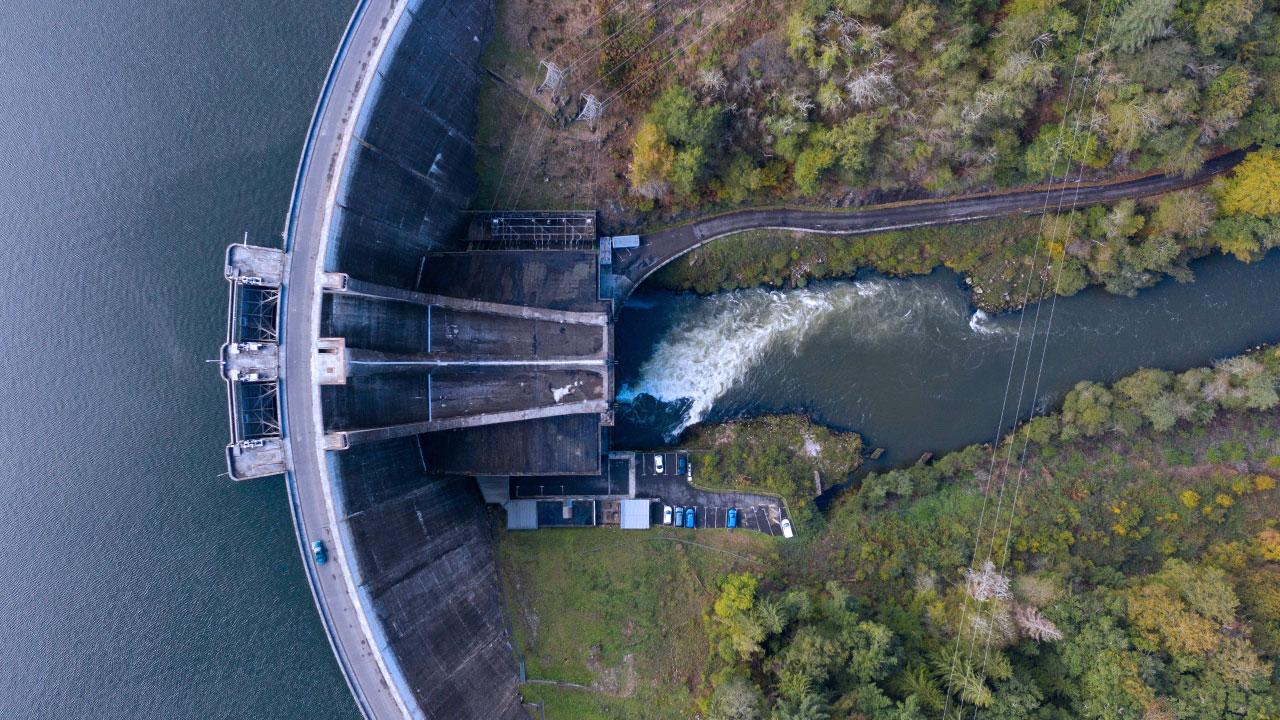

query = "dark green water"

[
  {"left": 0, "top": 1, "right": 358, "bottom": 718},
  {"left": 616, "top": 252, "right": 1280, "bottom": 465}
]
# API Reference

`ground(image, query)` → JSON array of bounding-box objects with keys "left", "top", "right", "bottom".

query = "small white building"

[
  {"left": 505, "top": 500, "right": 538, "bottom": 531},
  {"left": 619, "top": 499, "right": 652, "bottom": 530}
]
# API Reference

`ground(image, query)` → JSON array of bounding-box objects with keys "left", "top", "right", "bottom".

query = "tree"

[
  {"left": 1115, "top": 39, "right": 1191, "bottom": 91},
  {"left": 721, "top": 153, "right": 765, "bottom": 205},
  {"left": 1060, "top": 381, "right": 1114, "bottom": 438},
  {"left": 974, "top": 676, "right": 1046, "bottom": 720},
  {"left": 709, "top": 676, "right": 765, "bottom": 720},
  {"left": 1114, "top": 368, "right": 1181, "bottom": 430},
  {"left": 1112, "top": 0, "right": 1176, "bottom": 54},
  {"left": 1025, "top": 123, "right": 1105, "bottom": 179},
  {"left": 1195, "top": 0, "right": 1262, "bottom": 52},
  {"left": 670, "top": 147, "right": 706, "bottom": 199},
  {"left": 1218, "top": 149, "right": 1280, "bottom": 217},
  {"left": 1150, "top": 189, "right": 1213, "bottom": 239},
  {"left": 771, "top": 692, "right": 830, "bottom": 720},
  {"left": 1099, "top": 199, "right": 1145, "bottom": 241},
  {"left": 1201, "top": 66, "right": 1255, "bottom": 140},
  {"left": 785, "top": 12, "right": 817, "bottom": 63},
  {"left": 711, "top": 573, "right": 765, "bottom": 662},
  {"left": 646, "top": 85, "right": 723, "bottom": 152},
  {"left": 1147, "top": 126, "right": 1206, "bottom": 177},
  {"left": 1209, "top": 214, "right": 1270, "bottom": 260},
  {"left": 890, "top": 3, "right": 937, "bottom": 52},
  {"left": 628, "top": 120, "right": 674, "bottom": 199},
  {"left": 824, "top": 114, "right": 884, "bottom": 177},
  {"left": 794, "top": 146, "right": 836, "bottom": 196}
]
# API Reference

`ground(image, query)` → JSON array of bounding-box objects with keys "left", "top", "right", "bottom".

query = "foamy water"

[{"left": 619, "top": 279, "right": 1002, "bottom": 436}]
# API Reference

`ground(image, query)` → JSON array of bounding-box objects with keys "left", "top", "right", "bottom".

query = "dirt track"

[{"left": 612, "top": 149, "right": 1246, "bottom": 302}]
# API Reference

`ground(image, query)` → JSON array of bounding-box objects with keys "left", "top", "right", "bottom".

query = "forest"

[
  {"left": 698, "top": 348, "right": 1280, "bottom": 719},
  {"left": 500, "top": 347, "right": 1280, "bottom": 719},
  {"left": 617, "top": 0, "right": 1278, "bottom": 208},
  {"left": 480, "top": 0, "right": 1280, "bottom": 306}
]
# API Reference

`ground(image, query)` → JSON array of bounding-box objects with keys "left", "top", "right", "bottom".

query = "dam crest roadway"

[{"left": 216, "top": 1, "right": 1246, "bottom": 717}]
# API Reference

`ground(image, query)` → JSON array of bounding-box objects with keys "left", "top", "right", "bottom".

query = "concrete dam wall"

[
  {"left": 221, "top": 0, "right": 614, "bottom": 715},
  {"left": 326, "top": 2, "right": 488, "bottom": 287},
  {"left": 331, "top": 438, "right": 523, "bottom": 719},
  {"left": 314, "top": 1, "right": 526, "bottom": 718}
]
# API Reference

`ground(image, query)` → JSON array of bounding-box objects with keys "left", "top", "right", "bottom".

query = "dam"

[
  {"left": 219, "top": 1, "right": 627, "bottom": 717},
  {"left": 215, "top": 1, "right": 1250, "bottom": 718}
]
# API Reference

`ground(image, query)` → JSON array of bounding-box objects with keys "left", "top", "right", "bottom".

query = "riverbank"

[
  {"left": 679, "top": 415, "right": 863, "bottom": 528},
  {"left": 650, "top": 168, "right": 1280, "bottom": 313}
]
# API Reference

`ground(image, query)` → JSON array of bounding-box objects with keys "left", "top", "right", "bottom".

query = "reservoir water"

[
  {"left": 0, "top": 1, "right": 357, "bottom": 718},
  {"left": 616, "top": 251, "right": 1280, "bottom": 465}
]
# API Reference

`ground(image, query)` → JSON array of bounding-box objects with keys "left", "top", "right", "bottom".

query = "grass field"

[{"left": 497, "top": 526, "right": 776, "bottom": 718}]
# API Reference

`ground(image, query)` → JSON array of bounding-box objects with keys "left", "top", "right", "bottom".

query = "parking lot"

[
  {"left": 655, "top": 502, "right": 787, "bottom": 535},
  {"left": 636, "top": 452, "right": 791, "bottom": 537}
]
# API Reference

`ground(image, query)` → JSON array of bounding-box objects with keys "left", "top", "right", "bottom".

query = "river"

[
  {"left": 0, "top": 1, "right": 358, "bottom": 718},
  {"left": 615, "top": 251, "right": 1280, "bottom": 467}
]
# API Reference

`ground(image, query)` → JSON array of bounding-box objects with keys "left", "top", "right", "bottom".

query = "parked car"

[
  {"left": 780, "top": 518, "right": 794, "bottom": 539},
  {"left": 685, "top": 507, "right": 696, "bottom": 528},
  {"left": 676, "top": 455, "right": 687, "bottom": 475},
  {"left": 312, "top": 540, "right": 328, "bottom": 565},
  {"left": 727, "top": 507, "right": 738, "bottom": 529},
  {"left": 654, "top": 454, "right": 665, "bottom": 474},
  {"left": 674, "top": 506, "right": 684, "bottom": 527},
  {"left": 662, "top": 505, "right": 673, "bottom": 525}
]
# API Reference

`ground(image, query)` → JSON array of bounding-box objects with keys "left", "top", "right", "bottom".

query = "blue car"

[
  {"left": 727, "top": 507, "right": 738, "bottom": 529},
  {"left": 685, "top": 507, "right": 696, "bottom": 528},
  {"left": 674, "top": 507, "right": 684, "bottom": 527},
  {"left": 312, "top": 540, "right": 328, "bottom": 566},
  {"left": 677, "top": 455, "right": 687, "bottom": 475}
]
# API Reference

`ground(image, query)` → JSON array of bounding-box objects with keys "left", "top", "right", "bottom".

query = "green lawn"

[{"left": 497, "top": 526, "right": 775, "bottom": 718}]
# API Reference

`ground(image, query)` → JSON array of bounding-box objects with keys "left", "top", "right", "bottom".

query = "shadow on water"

[{"left": 614, "top": 249, "right": 1280, "bottom": 504}]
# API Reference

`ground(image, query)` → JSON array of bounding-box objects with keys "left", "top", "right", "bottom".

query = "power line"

[
  {"left": 524, "top": 0, "right": 751, "bottom": 212},
  {"left": 964, "top": 22, "right": 1123, "bottom": 719},
  {"left": 490, "top": 0, "right": 675, "bottom": 210},
  {"left": 561, "top": 0, "right": 682, "bottom": 75},
  {"left": 601, "top": 0, "right": 751, "bottom": 107},
  {"left": 939, "top": 2, "right": 1111, "bottom": 714}
]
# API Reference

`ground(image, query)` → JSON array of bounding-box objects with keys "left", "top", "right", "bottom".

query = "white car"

[
  {"left": 654, "top": 455, "right": 665, "bottom": 474},
  {"left": 780, "top": 518, "right": 794, "bottom": 539},
  {"left": 662, "top": 505, "right": 673, "bottom": 525}
]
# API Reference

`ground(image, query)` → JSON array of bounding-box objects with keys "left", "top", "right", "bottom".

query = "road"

[
  {"left": 278, "top": 0, "right": 414, "bottom": 719},
  {"left": 613, "top": 149, "right": 1247, "bottom": 302}
]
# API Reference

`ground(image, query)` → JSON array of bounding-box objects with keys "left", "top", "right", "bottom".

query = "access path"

[{"left": 613, "top": 150, "right": 1246, "bottom": 302}]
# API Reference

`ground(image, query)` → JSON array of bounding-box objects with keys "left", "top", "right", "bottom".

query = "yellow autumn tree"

[
  {"left": 628, "top": 120, "right": 674, "bottom": 201},
  {"left": 1219, "top": 149, "right": 1280, "bottom": 217},
  {"left": 1257, "top": 529, "right": 1280, "bottom": 562}
]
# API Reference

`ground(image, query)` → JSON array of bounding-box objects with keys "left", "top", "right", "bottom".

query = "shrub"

[{"left": 1180, "top": 490, "right": 1202, "bottom": 509}]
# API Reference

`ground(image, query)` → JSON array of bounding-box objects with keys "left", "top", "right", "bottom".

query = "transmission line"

[{"left": 938, "top": 1, "right": 1113, "bottom": 714}]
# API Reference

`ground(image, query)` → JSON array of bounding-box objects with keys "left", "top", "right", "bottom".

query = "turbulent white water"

[
  {"left": 968, "top": 309, "right": 1003, "bottom": 335},
  {"left": 620, "top": 279, "right": 1003, "bottom": 435}
]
